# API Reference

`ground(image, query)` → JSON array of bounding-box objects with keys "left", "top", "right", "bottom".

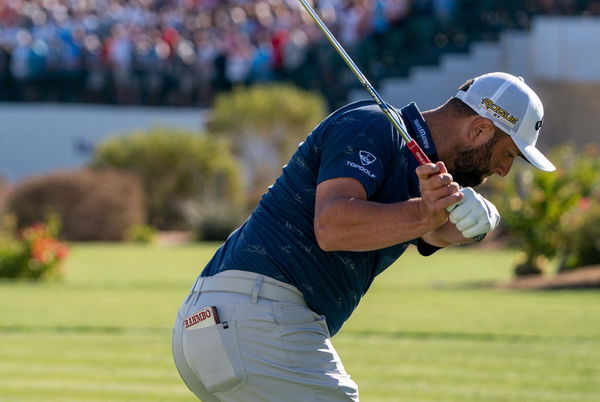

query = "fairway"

[{"left": 1, "top": 243, "right": 599, "bottom": 401}]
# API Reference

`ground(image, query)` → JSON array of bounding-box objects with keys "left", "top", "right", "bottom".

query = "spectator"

[
  {"left": 10, "top": 30, "right": 35, "bottom": 101},
  {"left": 193, "top": 30, "right": 219, "bottom": 105},
  {"left": 225, "top": 32, "right": 253, "bottom": 86}
]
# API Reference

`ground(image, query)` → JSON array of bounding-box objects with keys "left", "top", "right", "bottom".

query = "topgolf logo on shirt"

[
  {"left": 359, "top": 150, "right": 377, "bottom": 166},
  {"left": 346, "top": 161, "right": 376, "bottom": 178}
]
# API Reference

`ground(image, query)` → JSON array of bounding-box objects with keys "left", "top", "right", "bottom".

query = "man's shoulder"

[
  {"left": 319, "top": 100, "right": 396, "bottom": 135},
  {"left": 332, "top": 99, "right": 384, "bottom": 118}
]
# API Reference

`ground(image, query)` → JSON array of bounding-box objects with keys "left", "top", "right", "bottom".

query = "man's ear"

[{"left": 467, "top": 117, "right": 496, "bottom": 146}]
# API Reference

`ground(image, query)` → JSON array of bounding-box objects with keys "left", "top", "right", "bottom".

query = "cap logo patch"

[
  {"left": 480, "top": 98, "right": 520, "bottom": 126},
  {"left": 535, "top": 118, "right": 544, "bottom": 131},
  {"left": 359, "top": 150, "right": 377, "bottom": 166}
]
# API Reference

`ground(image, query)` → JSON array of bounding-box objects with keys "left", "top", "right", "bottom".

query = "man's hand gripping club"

[
  {"left": 446, "top": 187, "right": 500, "bottom": 239},
  {"left": 416, "top": 162, "right": 500, "bottom": 241},
  {"left": 416, "top": 162, "right": 463, "bottom": 229}
]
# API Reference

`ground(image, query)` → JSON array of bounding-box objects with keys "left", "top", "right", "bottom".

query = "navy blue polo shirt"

[{"left": 202, "top": 100, "right": 439, "bottom": 336}]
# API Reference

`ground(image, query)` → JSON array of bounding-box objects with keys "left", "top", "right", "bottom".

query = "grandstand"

[{"left": 1, "top": 0, "right": 599, "bottom": 109}]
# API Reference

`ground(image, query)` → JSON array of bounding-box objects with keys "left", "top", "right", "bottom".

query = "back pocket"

[
  {"left": 274, "top": 304, "right": 332, "bottom": 370},
  {"left": 182, "top": 321, "right": 247, "bottom": 393}
]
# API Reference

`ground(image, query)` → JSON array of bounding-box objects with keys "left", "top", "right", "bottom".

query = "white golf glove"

[{"left": 446, "top": 187, "right": 500, "bottom": 239}]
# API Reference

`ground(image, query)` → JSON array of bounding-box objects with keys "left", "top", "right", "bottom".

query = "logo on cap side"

[{"left": 480, "top": 98, "right": 520, "bottom": 126}]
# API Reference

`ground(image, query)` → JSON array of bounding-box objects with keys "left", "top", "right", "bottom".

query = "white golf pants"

[{"left": 172, "top": 270, "right": 359, "bottom": 401}]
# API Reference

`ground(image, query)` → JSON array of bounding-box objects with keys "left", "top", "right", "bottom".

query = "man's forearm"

[
  {"left": 314, "top": 166, "right": 463, "bottom": 252},
  {"left": 314, "top": 197, "right": 441, "bottom": 252}
]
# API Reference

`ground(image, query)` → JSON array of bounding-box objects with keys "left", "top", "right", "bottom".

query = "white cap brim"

[{"left": 513, "top": 138, "right": 556, "bottom": 172}]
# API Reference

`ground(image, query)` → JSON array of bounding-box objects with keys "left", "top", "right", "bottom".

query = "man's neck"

[{"left": 421, "top": 108, "right": 458, "bottom": 166}]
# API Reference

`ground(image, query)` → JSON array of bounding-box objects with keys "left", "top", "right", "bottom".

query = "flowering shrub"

[
  {"left": 559, "top": 197, "right": 600, "bottom": 271},
  {"left": 489, "top": 144, "right": 600, "bottom": 276},
  {"left": 0, "top": 218, "right": 69, "bottom": 280}
]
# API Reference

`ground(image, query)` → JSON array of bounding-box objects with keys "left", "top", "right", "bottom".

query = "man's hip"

[{"left": 172, "top": 270, "right": 359, "bottom": 401}]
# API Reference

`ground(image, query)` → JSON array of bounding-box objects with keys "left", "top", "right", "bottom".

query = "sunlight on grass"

[{"left": 1, "top": 243, "right": 599, "bottom": 401}]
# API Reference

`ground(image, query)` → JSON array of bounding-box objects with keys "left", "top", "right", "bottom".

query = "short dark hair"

[
  {"left": 458, "top": 78, "right": 475, "bottom": 92},
  {"left": 445, "top": 78, "right": 477, "bottom": 117},
  {"left": 446, "top": 97, "right": 477, "bottom": 117}
]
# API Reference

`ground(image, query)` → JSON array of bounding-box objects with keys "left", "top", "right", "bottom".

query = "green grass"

[{"left": 0, "top": 243, "right": 599, "bottom": 401}]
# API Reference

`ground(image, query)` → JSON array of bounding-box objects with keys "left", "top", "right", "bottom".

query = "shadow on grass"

[
  {"left": 345, "top": 330, "right": 600, "bottom": 344},
  {"left": 430, "top": 280, "right": 499, "bottom": 290},
  {"left": 0, "top": 325, "right": 170, "bottom": 334}
]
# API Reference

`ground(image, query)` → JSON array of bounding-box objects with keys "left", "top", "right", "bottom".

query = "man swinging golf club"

[
  {"left": 172, "top": 5, "right": 553, "bottom": 400},
  {"left": 172, "top": 70, "right": 555, "bottom": 401}
]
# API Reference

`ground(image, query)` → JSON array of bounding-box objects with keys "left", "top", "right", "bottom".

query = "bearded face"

[{"left": 449, "top": 133, "right": 501, "bottom": 187}]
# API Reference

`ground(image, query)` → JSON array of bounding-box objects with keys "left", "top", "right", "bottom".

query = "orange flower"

[
  {"left": 31, "top": 237, "right": 56, "bottom": 264},
  {"left": 55, "top": 244, "right": 69, "bottom": 260}
]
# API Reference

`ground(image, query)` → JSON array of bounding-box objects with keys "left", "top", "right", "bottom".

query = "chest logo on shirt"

[{"left": 359, "top": 150, "right": 377, "bottom": 166}]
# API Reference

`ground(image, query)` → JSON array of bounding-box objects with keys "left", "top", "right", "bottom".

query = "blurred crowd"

[{"left": 1, "top": 0, "right": 599, "bottom": 108}]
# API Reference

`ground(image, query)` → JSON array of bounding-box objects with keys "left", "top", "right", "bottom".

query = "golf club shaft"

[{"left": 298, "top": 0, "right": 431, "bottom": 165}]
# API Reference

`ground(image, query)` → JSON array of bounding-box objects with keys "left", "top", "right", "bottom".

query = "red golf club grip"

[{"left": 407, "top": 140, "right": 432, "bottom": 165}]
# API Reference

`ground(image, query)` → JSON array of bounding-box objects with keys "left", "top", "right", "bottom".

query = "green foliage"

[
  {"left": 90, "top": 127, "right": 243, "bottom": 229},
  {"left": 209, "top": 84, "right": 326, "bottom": 148},
  {"left": 126, "top": 224, "right": 157, "bottom": 244},
  {"left": 489, "top": 144, "right": 600, "bottom": 275},
  {"left": 8, "top": 169, "right": 145, "bottom": 241},
  {"left": 208, "top": 84, "right": 326, "bottom": 204},
  {"left": 0, "top": 215, "right": 69, "bottom": 280}
]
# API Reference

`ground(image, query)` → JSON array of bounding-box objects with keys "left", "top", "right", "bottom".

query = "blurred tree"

[
  {"left": 208, "top": 84, "right": 327, "bottom": 207},
  {"left": 90, "top": 127, "right": 243, "bottom": 230}
]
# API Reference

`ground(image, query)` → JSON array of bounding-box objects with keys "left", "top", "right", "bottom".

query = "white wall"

[
  {"left": 0, "top": 103, "right": 205, "bottom": 182},
  {"left": 531, "top": 17, "right": 600, "bottom": 82}
]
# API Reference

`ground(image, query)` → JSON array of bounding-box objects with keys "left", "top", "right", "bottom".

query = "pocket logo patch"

[{"left": 185, "top": 306, "right": 220, "bottom": 330}]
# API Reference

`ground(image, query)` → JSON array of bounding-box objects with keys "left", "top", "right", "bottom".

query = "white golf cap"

[{"left": 456, "top": 72, "right": 556, "bottom": 172}]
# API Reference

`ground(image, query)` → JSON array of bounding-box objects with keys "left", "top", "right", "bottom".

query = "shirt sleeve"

[
  {"left": 416, "top": 238, "right": 443, "bottom": 256},
  {"left": 316, "top": 112, "right": 394, "bottom": 198}
]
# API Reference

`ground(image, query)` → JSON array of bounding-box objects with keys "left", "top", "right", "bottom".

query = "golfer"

[{"left": 172, "top": 72, "right": 555, "bottom": 401}]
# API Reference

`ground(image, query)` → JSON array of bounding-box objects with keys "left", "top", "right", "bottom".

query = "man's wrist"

[{"left": 413, "top": 197, "right": 447, "bottom": 234}]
